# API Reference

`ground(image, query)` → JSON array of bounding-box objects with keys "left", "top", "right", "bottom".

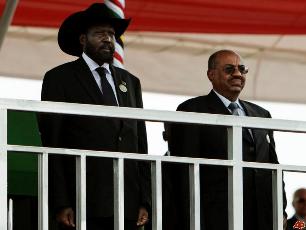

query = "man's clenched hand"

[
  {"left": 137, "top": 207, "right": 149, "bottom": 226},
  {"left": 56, "top": 207, "right": 75, "bottom": 228}
]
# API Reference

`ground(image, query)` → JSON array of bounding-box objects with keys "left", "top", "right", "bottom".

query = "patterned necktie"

[
  {"left": 95, "top": 67, "right": 117, "bottom": 106},
  {"left": 228, "top": 102, "right": 240, "bottom": 116},
  {"left": 228, "top": 102, "right": 254, "bottom": 141}
]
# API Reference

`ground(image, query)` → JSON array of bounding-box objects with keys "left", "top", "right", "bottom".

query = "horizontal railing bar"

[
  {"left": 1, "top": 98, "right": 306, "bottom": 132},
  {"left": 242, "top": 162, "right": 306, "bottom": 172},
  {"left": 7, "top": 145, "right": 306, "bottom": 172},
  {"left": 7, "top": 145, "right": 234, "bottom": 166}
]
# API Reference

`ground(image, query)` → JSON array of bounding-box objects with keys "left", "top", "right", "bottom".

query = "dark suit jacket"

[
  {"left": 167, "top": 90, "right": 286, "bottom": 230},
  {"left": 39, "top": 58, "right": 150, "bottom": 220}
]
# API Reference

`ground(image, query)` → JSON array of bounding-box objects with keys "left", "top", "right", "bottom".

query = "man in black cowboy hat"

[{"left": 39, "top": 3, "right": 150, "bottom": 230}]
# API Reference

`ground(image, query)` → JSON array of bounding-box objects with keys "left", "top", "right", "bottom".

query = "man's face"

[
  {"left": 207, "top": 52, "right": 248, "bottom": 100},
  {"left": 80, "top": 24, "right": 115, "bottom": 64},
  {"left": 293, "top": 190, "right": 306, "bottom": 217}
]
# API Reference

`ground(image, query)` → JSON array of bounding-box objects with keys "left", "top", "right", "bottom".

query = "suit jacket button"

[
  {"left": 118, "top": 136, "right": 122, "bottom": 141},
  {"left": 249, "top": 147, "right": 255, "bottom": 152}
]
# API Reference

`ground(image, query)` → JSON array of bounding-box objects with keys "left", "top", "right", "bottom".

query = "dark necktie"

[
  {"left": 228, "top": 102, "right": 254, "bottom": 142},
  {"left": 95, "top": 67, "right": 118, "bottom": 106}
]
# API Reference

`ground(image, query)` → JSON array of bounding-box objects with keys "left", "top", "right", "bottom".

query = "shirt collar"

[
  {"left": 213, "top": 89, "right": 244, "bottom": 110},
  {"left": 82, "top": 52, "right": 111, "bottom": 74}
]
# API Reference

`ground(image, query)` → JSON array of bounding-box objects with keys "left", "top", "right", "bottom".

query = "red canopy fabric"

[{"left": 1, "top": 0, "right": 306, "bottom": 34}]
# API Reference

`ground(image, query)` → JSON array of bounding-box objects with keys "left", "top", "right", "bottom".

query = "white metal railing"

[{"left": 1, "top": 98, "right": 306, "bottom": 230}]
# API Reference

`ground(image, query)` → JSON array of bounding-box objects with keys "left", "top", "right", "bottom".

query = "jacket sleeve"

[
  {"left": 166, "top": 103, "right": 197, "bottom": 228},
  {"left": 134, "top": 78, "right": 151, "bottom": 210},
  {"left": 168, "top": 103, "right": 200, "bottom": 157},
  {"left": 39, "top": 71, "right": 74, "bottom": 213},
  {"left": 39, "top": 71, "right": 65, "bottom": 147},
  {"left": 267, "top": 112, "right": 287, "bottom": 216}
]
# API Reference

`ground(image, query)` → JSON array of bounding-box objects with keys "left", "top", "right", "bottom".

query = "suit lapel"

[
  {"left": 110, "top": 65, "right": 128, "bottom": 107},
  {"left": 206, "top": 90, "right": 232, "bottom": 115},
  {"left": 73, "top": 58, "right": 104, "bottom": 104},
  {"left": 239, "top": 100, "right": 259, "bottom": 144},
  {"left": 109, "top": 65, "right": 131, "bottom": 133}
]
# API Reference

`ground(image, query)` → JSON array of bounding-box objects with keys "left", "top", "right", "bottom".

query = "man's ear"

[
  {"left": 207, "top": 69, "right": 214, "bottom": 82},
  {"left": 79, "top": 34, "right": 86, "bottom": 46}
]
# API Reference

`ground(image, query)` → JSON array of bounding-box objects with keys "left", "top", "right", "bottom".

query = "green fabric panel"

[
  {"left": 7, "top": 111, "right": 41, "bottom": 146},
  {"left": 7, "top": 111, "right": 42, "bottom": 196},
  {"left": 8, "top": 171, "right": 38, "bottom": 196}
]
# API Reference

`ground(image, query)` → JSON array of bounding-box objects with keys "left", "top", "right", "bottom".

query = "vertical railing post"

[
  {"left": 38, "top": 152, "right": 49, "bottom": 230},
  {"left": 114, "top": 158, "right": 124, "bottom": 230},
  {"left": 228, "top": 126, "right": 243, "bottom": 230},
  {"left": 76, "top": 155, "right": 87, "bottom": 230},
  {"left": 8, "top": 199, "right": 13, "bottom": 230},
  {"left": 189, "top": 163, "right": 200, "bottom": 230},
  {"left": 151, "top": 160, "right": 162, "bottom": 230},
  {"left": 272, "top": 168, "right": 283, "bottom": 230},
  {"left": 0, "top": 108, "right": 7, "bottom": 230}
]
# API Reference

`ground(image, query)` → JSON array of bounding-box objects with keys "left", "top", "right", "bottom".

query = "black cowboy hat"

[{"left": 58, "top": 3, "right": 131, "bottom": 56}]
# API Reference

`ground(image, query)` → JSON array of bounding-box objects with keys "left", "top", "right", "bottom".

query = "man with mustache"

[
  {"left": 39, "top": 3, "right": 150, "bottom": 230},
  {"left": 167, "top": 50, "right": 287, "bottom": 230}
]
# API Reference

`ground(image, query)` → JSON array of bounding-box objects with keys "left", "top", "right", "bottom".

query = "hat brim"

[{"left": 58, "top": 11, "right": 130, "bottom": 56}]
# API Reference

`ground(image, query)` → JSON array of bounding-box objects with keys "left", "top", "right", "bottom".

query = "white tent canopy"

[{"left": 1, "top": 26, "right": 306, "bottom": 103}]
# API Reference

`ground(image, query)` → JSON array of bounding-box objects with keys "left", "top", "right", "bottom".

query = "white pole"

[
  {"left": 228, "top": 126, "right": 244, "bottom": 230},
  {"left": 0, "top": 108, "right": 8, "bottom": 230},
  {"left": 0, "top": 0, "right": 19, "bottom": 50},
  {"left": 8, "top": 199, "right": 13, "bottom": 230}
]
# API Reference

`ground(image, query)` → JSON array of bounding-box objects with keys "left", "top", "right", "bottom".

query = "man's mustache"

[
  {"left": 99, "top": 42, "right": 115, "bottom": 51},
  {"left": 228, "top": 75, "right": 243, "bottom": 81}
]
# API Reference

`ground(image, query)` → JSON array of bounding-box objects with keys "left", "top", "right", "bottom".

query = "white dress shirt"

[
  {"left": 213, "top": 89, "right": 246, "bottom": 116},
  {"left": 82, "top": 52, "right": 119, "bottom": 104}
]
